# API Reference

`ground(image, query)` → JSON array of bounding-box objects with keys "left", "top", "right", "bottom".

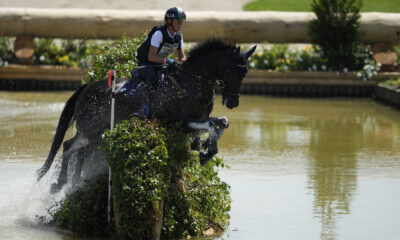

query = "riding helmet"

[{"left": 165, "top": 7, "right": 186, "bottom": 21}]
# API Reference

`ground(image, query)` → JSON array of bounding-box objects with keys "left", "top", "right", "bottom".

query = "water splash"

[{"left": 0, "top": 160, "right": 71, "bottom": 239}]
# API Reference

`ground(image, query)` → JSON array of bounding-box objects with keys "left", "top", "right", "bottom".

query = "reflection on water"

[
  {"left": 1, "top": 92, "right": 400, "bottom": 240},
  {"left": 304, "top": 105, "right": 400, "bottom": 239},
  {"left": 308, "top": 111, "right": 360, "bottom": 239},
  {"left": 213, "top": 96, "right": 400, "bottom": 240}
]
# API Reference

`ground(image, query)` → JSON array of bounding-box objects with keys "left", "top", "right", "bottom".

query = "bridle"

[{"left": 219, "top": 58, "right": 248, "bottom": 98}]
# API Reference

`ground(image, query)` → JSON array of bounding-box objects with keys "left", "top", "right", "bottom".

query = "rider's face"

[{"left": 172, "top": 19, "right": 183, "bottom": 32}]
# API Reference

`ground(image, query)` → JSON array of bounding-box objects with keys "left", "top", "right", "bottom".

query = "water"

[{"left": 1, "top": 92, "right": 400, "bottom": 240}]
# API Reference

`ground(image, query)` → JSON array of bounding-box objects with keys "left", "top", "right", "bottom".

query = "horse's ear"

[{"left": 246, "top": 45, "right": 257, "bottom": 59}]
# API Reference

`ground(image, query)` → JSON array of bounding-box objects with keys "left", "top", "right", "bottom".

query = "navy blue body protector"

[{"left": 135, "top": 25, "right": 182, "bottom": 82}]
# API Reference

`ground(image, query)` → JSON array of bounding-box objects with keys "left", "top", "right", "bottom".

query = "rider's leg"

[{"left": 138, "top": 62, "right": 157, "bottom": 84}]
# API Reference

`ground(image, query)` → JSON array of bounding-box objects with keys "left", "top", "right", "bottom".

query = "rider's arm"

[
  {"left": 178, "top": 35, "right": 186, "bottom": 62},
  {"left": 148, "top": 31, "right": 166, "bottom": 64},
  {"left": 178, "top": 49, "right": 186, "bottom": 62},
  {"left": 148, "top": 46, "right": 165, "bottom": 64}
]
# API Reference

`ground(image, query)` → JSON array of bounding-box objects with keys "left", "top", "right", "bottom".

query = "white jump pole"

[{"left": 108, "top": 69, "right": 116, "bottom": 224}]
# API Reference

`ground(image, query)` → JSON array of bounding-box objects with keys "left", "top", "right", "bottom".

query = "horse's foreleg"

[
  {"left": 199, "top": 131, "right": 218, "bottom": 165},
  {"left": 187, "top": 118, "right": 229, "bottom": 165},
  {"left": 190, "top": 135, "right": 202, "bottom": 151},
  {"left": 210, "top": 116, "right": 229, "bottom": 140}
]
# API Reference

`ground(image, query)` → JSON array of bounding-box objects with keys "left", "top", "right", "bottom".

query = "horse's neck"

[
  {"left": 183, "top": 51, "right": 228, "bottom": 90},
  {"left": 171, "top": 53, "right": 226, "bottom": 121}
]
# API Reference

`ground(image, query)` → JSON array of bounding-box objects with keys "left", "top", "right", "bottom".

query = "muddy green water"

[{"left": 1, "top": 91, "right": 400, "bottom": 240}]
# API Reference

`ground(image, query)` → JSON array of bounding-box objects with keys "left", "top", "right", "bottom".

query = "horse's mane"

[{"left": 185, "top": 38, "right": 236, "bottom": 63}]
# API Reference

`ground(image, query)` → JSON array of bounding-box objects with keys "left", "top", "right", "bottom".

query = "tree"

[{"left": 308, "top": 0, "right": 362, "bottom": 71}]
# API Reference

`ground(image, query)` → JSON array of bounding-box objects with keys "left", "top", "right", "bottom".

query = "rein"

[{"left": 165, "top": 70, "right": 188, "bottom": 98}]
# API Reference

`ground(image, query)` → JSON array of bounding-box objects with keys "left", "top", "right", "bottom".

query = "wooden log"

[{"left": 0, "top": 8, "right": 400, "bottom": 43}]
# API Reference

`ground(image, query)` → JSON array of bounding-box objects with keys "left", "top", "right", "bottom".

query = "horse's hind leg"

[
  {"left": 71, "top": 142, "right": 95, "bottom": 188},
  {"left": 50, "top": 137, "right": 76, "bottom": 194}
]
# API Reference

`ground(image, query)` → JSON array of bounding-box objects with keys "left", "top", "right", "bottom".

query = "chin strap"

[{"left": 166, "top": 20, "right": 178, "bottom": 34}]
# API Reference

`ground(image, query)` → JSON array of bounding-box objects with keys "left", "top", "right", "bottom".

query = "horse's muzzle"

[{"left": 222, "top": 96, "right": 239, "bottom": 109}]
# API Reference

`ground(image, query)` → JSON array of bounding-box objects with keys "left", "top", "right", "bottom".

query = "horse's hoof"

[
  {"left": 199, "top": 155, "right": 211, "bottom": 165},
  {"left": 221, "top": 118, "right": 229, "bottom": 128},
  {"left": 191, "top": 137, "right": 201, "bottom": 151},
  {"left": 50, "top": 183, "right": 63, "bottom": 194},
  {"left": 216, "top": 117, "right": 229, "bottom": 128}
]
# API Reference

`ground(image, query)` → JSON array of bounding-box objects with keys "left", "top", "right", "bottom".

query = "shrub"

[
  {"left": 308, "top": 0, "right": 362, "bottom": 71},
  {"left": 52, "top": 118, "right": 231, "bottom": 239},
  {"left": 354, "top": 44, "right": 381, "bottom": 79},
  {"left": 51, "top": 174, "right": 109, "bottom": 236},
  {"left": 85, "top": 34, "right": 145, "bottom": 82}
]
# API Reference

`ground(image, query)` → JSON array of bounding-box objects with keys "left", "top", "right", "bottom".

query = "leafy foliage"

[
  {"left": 248, "top": 44, "right": 329, "bottom": 72},
  {"left": 308, "top": 0, "right": 362, "bottom": 71},
  {"left": 353, "top": 44, "right": 381, "bottom": 80},
  {"left": 53, "top": 118, "right": 231, "bottom": 239},
  {"left": 248, "top": 43, "right": 381, "bottom": 78},
  {"left": 395, "top": 45, "right": 400, "bottom": 65},
  {"left": 0, "top": 35, "right": 143, "bottom": 74},
  {"left": 380, "top": 78, "right": 400, "bottom": 86},
  {"left": 0, "top": 36, "right": 14, "bottom": 66},
  {"left": 103, "top": 118, "right": 171, "bottom": 239},
  {"left": 52, "top": 174, "right": 110, "bottom": 236},
  {"left": 162, "top": 156, "right": 231, "bottom": 238},
  {"left": 34, "top": 38, "right": 95, "bottom": 67},
  {"left": 85, "top": 34, "right": 145, "bottom": 82}
]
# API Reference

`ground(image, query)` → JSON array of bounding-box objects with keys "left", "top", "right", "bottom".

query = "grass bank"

[{"left": 244, "top": 0, "right": 400, "bottom": 12}]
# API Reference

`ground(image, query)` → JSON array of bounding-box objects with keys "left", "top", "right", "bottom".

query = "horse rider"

[{"left": 135, "top": 6, "right": 187, "bottom": 85}]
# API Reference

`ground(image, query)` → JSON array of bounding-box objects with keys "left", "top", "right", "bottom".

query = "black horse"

[{"left": 36, "top": 38, "right": 256, "bottom": 193}]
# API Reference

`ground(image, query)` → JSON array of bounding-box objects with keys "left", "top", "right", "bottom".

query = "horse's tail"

[{"left": 36, "top": 84, "right": 88, "bottom": 181}]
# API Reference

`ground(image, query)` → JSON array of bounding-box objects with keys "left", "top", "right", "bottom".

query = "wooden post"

[
  {"left": 14, "top": 35, "right": 34, "bottom": 64},
  {"left": 372, "top": 42, "right": 398, "bottom": 72},
  {"left": 151, "top": 186, "right": 168, "bottom": 240}
]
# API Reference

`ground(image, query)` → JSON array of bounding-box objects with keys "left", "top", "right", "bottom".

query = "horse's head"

[
  {"left": 183, "top": 39, "right": 256, "bottom": 109},
  {"left": 220, "top": 45, "right": 256, "bottom": 109}
]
